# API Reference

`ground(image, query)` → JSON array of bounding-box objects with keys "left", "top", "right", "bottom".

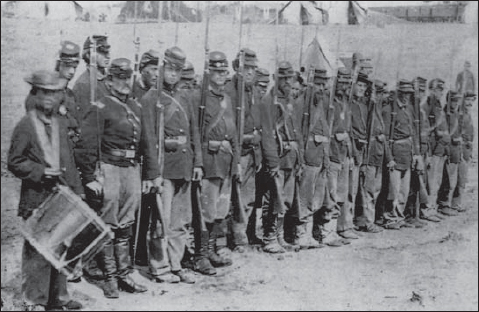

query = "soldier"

[
  {"left": 440, "top": 92, "right": 475, "bottom": 212},
  {"left": 455, "top": 60, "right": 475, "bottom": 94},
  {"left": 224, "top": 48, "right": 264, "bottom": 252},
  {"left": 438, "top": 91, "right": 469, "bottom": 213},
  {"left": 421, "top": 78, "right": 452, "bottom": 221},
  {"left": 25, "top": 40, "right": 81, "bottom": 144},
  {"left": 194, "top": 51, "right": 240, "bottom": 274},
  {"left": 296, "top": 67, "right": 330, "bottom": 249},
  {"left": 132, "top": 49, "right": 159, "bottom": 100},
  {"left": 260, "top": 61, "right": 303, "bottom": 253},
  {"left": 8, "top": 70, "right": 84, "bottom": 311},
  {"left": 75, "top": 58, "right": 160, "bottom": 298},
  {"left": 354, "top": 79, "right": 389, "bottom": 233},
  {"left": 72, "top": 35, "right": 111, "bottom": 124},
  {"left": 177, "top": 61, "right": 196, "bottom": 90},
  {"left": 404, "top": 77, "right": 429, "bottom": 228},
  {"left": 139, "top": 47, "right": 202, "bottom": 284},
  {"left": 382, "top": 80, "right": 422, "bottom": 229},
  {"left": 337, "top": 71, "right": 370, "bottom": 238},
  {"left": 254, "top": 68, "right": 270, "bottom": 97}
]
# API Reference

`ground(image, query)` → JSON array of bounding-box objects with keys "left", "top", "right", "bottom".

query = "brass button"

[{"left": 182, "top": 149, "right": 186, "bottom": 153}]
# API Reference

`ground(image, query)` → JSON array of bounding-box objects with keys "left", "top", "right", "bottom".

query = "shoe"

[
  {"left": 398, "top": 220, "right": 414, "bottom": 228},
  {"left": 452, "top": 206, "right": 467, "bottom": 213},
  {"left": 233, "top": 245, "right": 246, "bottom": 253},
  {"left": 154, "top": 272, "right": 181, "bottom": 283},
  {"left": 47, "top": 300, "right": 83, "bottom": 311},
  {"left": 338, "top": 230, "right": 359, "bottom": 239},
  {"left": 248, "top": 236, "right": 264, "bottom": 245},
  {"left": 25, "top": 304, "right": 46, "bottom": 311},
  {"left": 323, "top": 238, "right": 343, "bottom": 247},
  {"left": 118, "top": 275, "right": 148, "bottom": 293},
  {"left": 357, "top": 224, "right": 383, "bottom": 233},
  {"left": 297, "top": 236, "right": 323, "bottom": 250},
  {"left": 438, "top": 207, "right": 459, "bottom": 216},
  {"left": 405, "top": 218, "right": 426, "bottom": 228},
  {"left": 340, "top": 239, "right": 351, "bottom": 245},
  {"left": 382, "top": 220, "right": 401, "bottom": 230},
  {"left": 103, "top": 277, "right": 119, "bottom": 299},
  {"left": 68, "top": 276, "right": 82, "bottom": 283},
  {"left": 263, "top": 242, "right": 286, "bottom": 253},
  {"left": 420, "top": 214, "right": 441, "bottom": 222},
  {"left": 278, "top": 237, "right": 300, "bottom": 252},
  {"left": 194, "top": 258, "right": 217, "bottom": 276},
  {"left": 172, "top": 270, "right": 196, "bottom": 284}
]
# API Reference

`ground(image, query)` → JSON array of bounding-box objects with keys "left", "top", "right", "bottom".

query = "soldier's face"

[
  {"left": 244, "top": 65, "right": 256, "bottom": 85},
  {"left": 256, "top": 83, "right": 268, "bottom": 96},
  {"left": 464, "top": 99, "right": 474, "bottom": 113},
  {"left": 110, "top": 76, "right": 131, "bottom": 95},
  {"left": 291, "top": 81, "right": 301, "bottom": 99},
  {"left": 354, "top": 81, "right": 367, "bottom": 97},
  {"left": 434, "top": 88, "right": 443, "bottom": 99},
  {"left": 59, "top": 62, "right": 78, "bottom": 81},
  {"left": 450, "top": 98, "right": 460, "bottom": 110},
  {"left": 177, "top": 79, "right": 193, "bottom": 90},
  {"left": 142, "top": 64, "right": 158, "bottom": 88},
  {"left": 278, "top": 76, "right": 293, "bottom": 95},
  {"left": 337, "top": 81, "right": 349, "bottom": 93},
  {"left": 164, "top": 64, "right": 181, "bottom": 86},
  {"left": 313, "top": 82, "right": 325, "bottom": 94},
  {"left": 35, "top": 88, "right": 63, "bottom": 117},
  {"left": 96, "top": 51, "right": 110, "bottom": 68},
  {"left": 210, "top": 70, "right": 228, "bottom": 87}
]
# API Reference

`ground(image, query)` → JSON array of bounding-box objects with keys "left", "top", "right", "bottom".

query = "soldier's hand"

[
  {"left": 413, "top": 155, "right": 424, "bottom": 171},
  {"left": 348, "top": 157, "right": 355, "bottom": 171},
  {"left": 235, "top": 164, "right": 243, "bottom": 184},
  {"left": 44, "top": 167, "right": 62, "bottom": 180},
  {"left": 268, "top": 166, "right": 280, "bottom": 178},
  {"left": 192, "top": 167, "right": 204, "bottom": 182},
  {"left": 86, "top": 180, "right": 103, "bottom": 196},
  {"left": 386, "top": 160, "right": 396, "bottom": 171},
  {"left": 142, "top": 179, "right": 155, "bottom": 194},
  {"left": 152, "top": 176, "right": 163, "bottom": 194}
]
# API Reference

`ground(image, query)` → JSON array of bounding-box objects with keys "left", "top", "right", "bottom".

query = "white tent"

[
  {"left": 301, "top": 37, "right": 345, "bottom": 76},
  {"left": 279, "top": 1, "right": 368, "bottom": 25},
  {"left": 4, "top": 1, "right": 80, "bottom": 20},
  {"left": 463, "top": 1, "right": 478, "bottom": 24}
]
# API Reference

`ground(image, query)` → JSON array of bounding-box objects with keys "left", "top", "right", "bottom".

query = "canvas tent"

[
  {"left": 301, "top": 37, "right": 345, "bottom": 76},
  {"left": 279, "top": 1, "right": 368, "bottom": 25},
  {"left": 3, "top": 1, "right": 81, "bottom": 20}
]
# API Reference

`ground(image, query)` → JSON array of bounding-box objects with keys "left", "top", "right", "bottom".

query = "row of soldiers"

[{"left": 8, "top": 34, "right": 475, "bottom": 310}]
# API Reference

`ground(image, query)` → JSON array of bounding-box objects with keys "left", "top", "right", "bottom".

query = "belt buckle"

[
  {"left": 178, "top": 136, "right": 187, "bottom": 145},
  {"left": 125, "top": 150, "right": 136, "bottom": 158}
]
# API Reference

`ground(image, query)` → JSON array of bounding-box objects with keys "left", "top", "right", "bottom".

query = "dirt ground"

[{"left": 1, "top": 16, "right": 478, "bottom": 311}]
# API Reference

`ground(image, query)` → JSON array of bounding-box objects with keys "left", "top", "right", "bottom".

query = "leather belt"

[
  {"left": 392, "top": 136, "right": 412, "bottom": 144},
  {"left": 165, "top": 135, "right": 187, "bottom": 145},
  {"left": 104, "top": 148, "right": 136, "bottom": 159}
]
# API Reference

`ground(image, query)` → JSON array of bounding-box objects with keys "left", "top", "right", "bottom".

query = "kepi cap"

[
  {"left": 83, "top": 35, "right": 110, "bottom": 53},
  {"left": 277, "top": 61, "right": 295, "bottom": 78},
  {"left": 140, "top": 49, "right": 159, "bottom": 72},
  {"left": 234, "top": 48, "right": 258, "bottom": 69},
  {"left": 398, "top": 79, "right": 414, "bottom": 93},
  {"left": 59, "top": 40, "right": 80, "bottom": 64},
  {"left": 164, "top": 46, "right": 186, "bottom": 69},
  {"left": 109, "top": 58, "right": 133, "bottom": 78},
  {"left": 181, "top": 61, "right": 195, "bottom": 80},
  {"left": 255, "top": 68, "right": 270, "bottom": 84},
  {"left": 209, "top": 51, "right": 229, "bottom": 71}
]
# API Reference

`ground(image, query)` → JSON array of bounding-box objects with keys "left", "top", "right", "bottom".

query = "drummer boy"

[{"left": 8, "top": 70, "right": 85, "bottom": 311}]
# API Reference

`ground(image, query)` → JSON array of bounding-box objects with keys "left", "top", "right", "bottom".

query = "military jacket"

[
  {"left": 364, "top": 95, "right": 389, "bottom": 167},
  {"left": 140, "top": 85, "right": 202, "bottom": 181},
  {"left": 74, "top": 94, "right": 159, "bottom": 185},
  {"left": 350, "top": 95, "right": 369, "bottom": 162},
  {"left": 445, "top": 104, "right": 464, "bottom": 164},
  {"left": 132, "top": 78, "right": 150, "bottom": 101},
  {"left": 72, "top": 68, "right": 109, "bottom": 124},
  {"left": 302, "top": 91, "right": 329, "bottom": 167},
  {"left": 261, "top": 88, "right": 303, "bottom": 170},
  {"left": 8, "top": 111, "right": 83, "bottom": 219},
  {"left": 199, "top": 87, "right": 239, "bottom": 179},
  {"left": 225, "top": 75, "right": 264, "bottom": 169},
  {"left": 427, "top": 94, "right": 450, "bottom": 157},
  {"left": 383, "top": 99, "right": 419, "bottom": 170}
]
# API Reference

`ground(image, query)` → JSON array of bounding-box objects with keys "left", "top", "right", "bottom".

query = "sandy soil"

[{"left": 1, "top": 17, "right": 478, "bottom": 311}]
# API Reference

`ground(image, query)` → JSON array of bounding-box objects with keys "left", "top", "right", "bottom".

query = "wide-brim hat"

[{"left": 24, "top": 70, "right": 66, "bottom": 90}]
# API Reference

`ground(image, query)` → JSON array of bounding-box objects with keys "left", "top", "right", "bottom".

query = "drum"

[{"left": 21, "top": 185, "right": 113, "bottom": 279}]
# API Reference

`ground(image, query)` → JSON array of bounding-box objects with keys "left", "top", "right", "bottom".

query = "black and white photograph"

[{"left": 1, "top": 1, "right": 478, "bottom": 311}]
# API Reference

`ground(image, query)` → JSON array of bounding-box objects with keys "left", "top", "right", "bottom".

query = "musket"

[
  {"left": 193, "top": 1, "right": 210, "bottom": 232},
  {"left": 302, "top": 65, "right": 315, "bottom": 143},
  {"left": 131, "top": 36, "right": 140, "bottom": 98},
  {"left": 328, "top": 29, "right": 342, "bottom": 141},
  {"left": 364, "top": 51, "right": 382, "bottom": 167}
]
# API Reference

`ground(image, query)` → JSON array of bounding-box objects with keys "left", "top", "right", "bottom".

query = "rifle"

[
  {"left": 302, "top": 66, "right": 315, "bottom": 143},
  {"left": 193, "top": 1, "right": 210, "bottom": 233},
  {"left": 132, "top": 36, "right": 140, "bottom": 99},
  {"left": 364, "top": 52, "right": 382, "bottom": 167}
]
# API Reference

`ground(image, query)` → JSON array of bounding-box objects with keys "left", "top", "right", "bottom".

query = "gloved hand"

[
  {"left": 413, "top": 155, "right": 424, "bottom": 172},
  {"left": 192, "top": 167, "right": 204, "bottom": 182},
  {"left": 142, "top": 179, "right": 156, "bottom": 194},
  {"left": 86, "top": 180, "right": 103, "bottom": 196}
]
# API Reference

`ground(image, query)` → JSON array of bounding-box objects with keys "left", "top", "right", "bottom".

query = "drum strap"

[{"left": 29, "top": 110, "right": 60, "bottom": 171}]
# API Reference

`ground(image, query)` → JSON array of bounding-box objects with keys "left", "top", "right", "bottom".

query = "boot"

[
  {"left": 114, "top": 228, "right": 147, "bottom": 293},
  {"left": 97, "top": 239, "right": 119, "bottom": 299},
  {"left": 262, "top": 212, "right": 285, "bottom": 253},
  {"left": 246, "top": 208, "right": 263, "bottom": 245},
  {"left": 296, "top": 222, "right": 322, "bottom": 250},
  {"left": 193, "top": 229, "right": 216, "bottom": 276},
  {"left": 277, "top": 217, "right": 300, "bottom": 252},
  {"left": 208, "top": 222, "right": 232, "bottom": 267}
]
